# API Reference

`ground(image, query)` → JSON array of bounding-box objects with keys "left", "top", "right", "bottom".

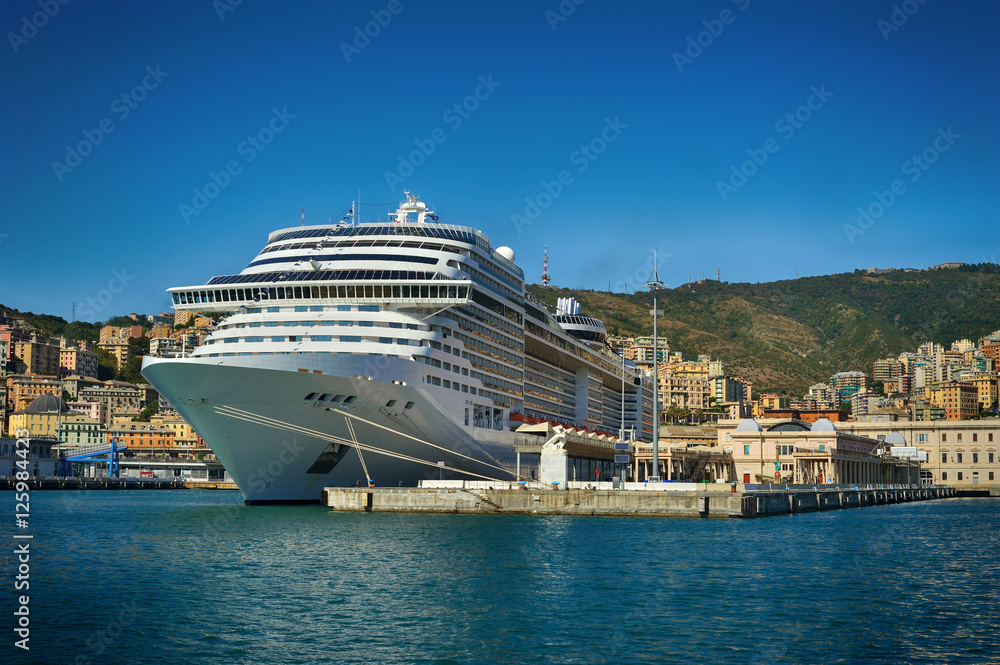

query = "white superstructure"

[{"left": 142, "top": 194, "right": 653, "bottom": 503}]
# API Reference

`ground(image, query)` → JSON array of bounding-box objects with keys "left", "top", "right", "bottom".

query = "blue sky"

[{"left": 2, "top": 0, "right": 998, "bottom": 321}]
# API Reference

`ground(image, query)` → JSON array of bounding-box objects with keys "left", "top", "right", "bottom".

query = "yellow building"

[
  {"left": 930, "top": 381, "right": 980, "bottom": 420},
  {"left": 99, "top": 325, "right": 144, "bottom": 342},
  {"left": 6, "top": 375, "right": 62, "bottom": 413},
  {"left": 7, "top": 395, "right": 71, "bottom": 439},
  {"left": 846, "top": 419, "right": 1000, "bottom": 488},
  {"left": 148, "top": 325, "right": 173, "bottom": 339},
  {"left": 97, "top": 340, "right": 130, "bottom": 371},
  {"left": 150, "top": 413, "right": 212, "bottom": 458},
  {"left": 173, "top": 310, "right": 195, "bottom": 327},
  {"left": 10, "top": 339, "right": 62, "bottom": 376},
  {"left": 969, "top": 374, "right": 999, "bottom": 412},
  {"left": 753, "top": 394, "right": 789, "bottom": 417}
]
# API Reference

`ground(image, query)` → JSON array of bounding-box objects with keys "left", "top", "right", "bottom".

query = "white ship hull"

[
  {"left": 142, "top": 355, "right": 519, "bottom": 503},
  {"left": 142, "top": 195, "right": 651, "bottom": 503}
]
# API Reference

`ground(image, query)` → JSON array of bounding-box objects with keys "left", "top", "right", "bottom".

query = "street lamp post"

[{"left": 646, "top": 252, "right": 665, "bottom": 482}]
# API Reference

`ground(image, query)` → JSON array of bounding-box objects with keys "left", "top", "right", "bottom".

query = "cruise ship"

[{"left": 142, "top": 194, "right": 654, "bottom": 503}]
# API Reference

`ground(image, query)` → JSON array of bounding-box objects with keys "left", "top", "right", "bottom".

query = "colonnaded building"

[{"left": 717, "top": 417, "right": 1000, "bottom": 488}]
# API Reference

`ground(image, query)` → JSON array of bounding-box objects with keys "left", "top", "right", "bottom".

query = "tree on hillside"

[
  {"left": 119, "top": 357, "right": 146, "bottom": 385},
  {"left": 94, "top": 347, "right": 117, "bottom": 381},
  {"left": 63, "top": 321, "right": 101, "bottom": 343},
  {"left": 105, "top": 315, "right": 139, "bottom": 328},
  {"left": 116, "top": 336, "right": 151, "bottom": 384},
  {"left": 135, "top": 399, "right": 158, "bottom": 422}
]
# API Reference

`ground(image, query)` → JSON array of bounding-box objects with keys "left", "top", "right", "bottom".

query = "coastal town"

[{"left": 2, "top": 300, "right": 998, "bottom": 491}]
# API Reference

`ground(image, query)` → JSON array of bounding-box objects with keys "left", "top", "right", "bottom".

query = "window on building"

[
  {"left": 990, "top": 453, "right": 995, "bottom": 464},
  {"left": 958, "top": 472, "right": 963, "bottom": 481},
  {"left": 942, "top": 453, "right": 947, "bottom": 463},
  {"left": 990, "top": 472, "right": 995, "bottom": 481},
  {"left": 990, "top": 434, "right": 994, "bottom": 442},
  {"left": 338, "top": 305, "right": 351, "bottom": 311},
  {"left": 957, "top": 434, "right": 963, "bottom": 442},
  {"left": 942, "top": 433, "right": 947, "bottom": 442},
  {"left": 957, "top": 453, "right": 963, "bottom": 464},
  {"left": 743, "top": 445, "right": 750, "bottom": 455},
  {"left": 942, "top": 472, "right": 948, "bottom": 480},
  {"left": 973, "top": 453, "right": 979, "bottom": 464},
  {"left": 973, "top": 433, "right": 978, "bottom": 442}
]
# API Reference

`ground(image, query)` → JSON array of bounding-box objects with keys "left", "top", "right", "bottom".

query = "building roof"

[
  {"left": 735, "top": 418, "right": 763, "bottom": 432},
  {"left": 63, "top": 375, "right": 102, "bottom": 383},
  {"left": 811, "top": 418, "right": 837, "bottom": 432},
  {"left": 23, "top": 394, "right": 71, "bottom": 414},
  {"left": 872, "top": 406, "right": 910, "bottom": 416},
  {"left": 831, "top": 371, "right": 869, "bottom": 379},
  {"left": 767, "top": 420, "right": 811, "bottom": 432},
  {"left": 884, "top": 431, "right": 907, "bottom": 445}
]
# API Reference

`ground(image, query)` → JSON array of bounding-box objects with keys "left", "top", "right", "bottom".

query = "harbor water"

[{"left": 5, "top": 491, "right": 999, "bottom": 664}]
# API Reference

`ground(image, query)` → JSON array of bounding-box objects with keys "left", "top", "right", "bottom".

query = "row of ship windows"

[
  {"left": 174, "top": 284, "right": 471, "bottom": 305},
  {"left": 214, "top": 336, "right": 419, "bottom": 345},
  {"left": 259, "top": 238, "right": 464, "bottom": 256},
  {"left": 422, "top": 358, "right": 470, "bottom": 378},
  {"left": 229, "top": 321, "right": 417, "bottom": 329},
  {"left": 248, "top": 252, "right": 439, "bottom": 269},
  {"left": 266, "top": 223, "right": 477, "bottom": 245},
  {"left": 425, "top": 374, "right": 476, "bottom": 396},
  {"left": 246, "top": 305, "right": 380, "bottom": 313}
]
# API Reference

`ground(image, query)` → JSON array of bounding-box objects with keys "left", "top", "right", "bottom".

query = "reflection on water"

[{"left": 11, "top": 491, "right": 1000, "bottom": 664}]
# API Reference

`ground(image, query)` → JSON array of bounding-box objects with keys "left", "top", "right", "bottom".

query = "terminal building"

[
  {"left": 845, "top": 419, "right": 999, "bottom": 487},
  {"left": 719, "top": 418, "right": 920, "bottom": 486}
]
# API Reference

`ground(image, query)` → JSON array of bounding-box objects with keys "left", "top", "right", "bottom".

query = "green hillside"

[{"left": 529, "top": 263, "right": 1000, "bottom": 395}]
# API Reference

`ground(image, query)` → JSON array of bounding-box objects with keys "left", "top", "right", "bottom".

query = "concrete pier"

[{"left": 323, "top": 484, "right": 958, "bottom": 518}]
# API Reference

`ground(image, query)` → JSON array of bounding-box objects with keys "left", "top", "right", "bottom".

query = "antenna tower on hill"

[{"left": 541, "top": 245, "right": 550, "bottom": 287}]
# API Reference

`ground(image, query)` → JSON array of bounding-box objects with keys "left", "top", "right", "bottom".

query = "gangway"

[{"left": 61, "top": 438, "right": 128, "bottom": 478}]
